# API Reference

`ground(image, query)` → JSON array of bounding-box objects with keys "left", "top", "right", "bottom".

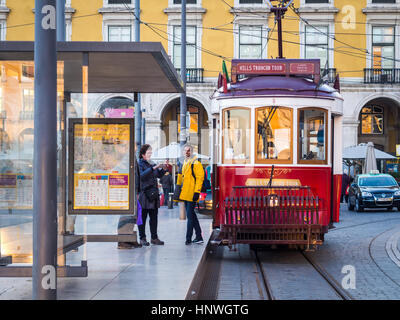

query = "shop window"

[
  {"left": 372, "top": 26, "right": 395, "bottom": 69},
  {"left": 361, "top": 106, "right": 384, "bottom": 134},
  {"left": 173, "top": 26, "right": 197, "bottom": 68},
  {"left": 256, "top": 107, "right": 292, "bottom": 163},
  {"left": 298, "top": 108, "right": 327, "bottom": 164},
  {"left": 222, "top": 108, "right": 251, "bottom": 164},
  {"left": 239, "top": 26, "right": 262, "bottom": 59},
  {"left": 305, "top": 25, "right": 329, "bottom": 68}
]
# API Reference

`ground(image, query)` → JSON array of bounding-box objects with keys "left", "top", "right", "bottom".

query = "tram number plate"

[{"left": 377, "top": 197, "right": 392, "bottom": 202}]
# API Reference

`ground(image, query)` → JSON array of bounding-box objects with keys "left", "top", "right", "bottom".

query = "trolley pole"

[
  {"left": 270, "top": 6, "right": 286, "bottom": 59},
  {"left": 179, "top": 0, "right": 187, "bottom": 148},
  {"left": 135, "top": 0, "right": 142, "bottom": 148},
  {"left": 33, "top": 0, "right": 58, "bottom": 300}
]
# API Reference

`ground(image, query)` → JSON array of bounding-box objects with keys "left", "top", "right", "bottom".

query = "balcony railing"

[
  {"left": 321, "top": 68, "right": 337, "bottom": 84},
  {"left": 175, "top": 68, "right": 204, "bottom": 83},
  {"left": 364, "top": 68, "right": 400, "bottom": 84}
]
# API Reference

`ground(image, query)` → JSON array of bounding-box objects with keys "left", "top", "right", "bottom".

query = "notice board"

[{"left": 68, "top": 118, "right": 135, "bottom": 215}]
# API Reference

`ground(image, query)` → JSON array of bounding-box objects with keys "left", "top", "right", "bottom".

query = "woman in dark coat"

[{"left": 138, "top": 144, "right": 167, "bottom": 246}]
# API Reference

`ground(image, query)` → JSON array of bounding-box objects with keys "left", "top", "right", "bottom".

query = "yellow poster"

[{"left": 73, "top": 123, "right": 131, "bottom": 211}]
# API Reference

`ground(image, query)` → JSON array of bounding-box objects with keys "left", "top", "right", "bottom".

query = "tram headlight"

[
  {"left": 394, "top": 190, "right": 400, "bottom": 196},
  {"left": 361, "top": 191, "right": 373, "bottom": 197}
]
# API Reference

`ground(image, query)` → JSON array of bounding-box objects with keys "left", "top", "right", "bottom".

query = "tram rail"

[{"left": 187, "top": 235, "right": 355, "bottom": 300}]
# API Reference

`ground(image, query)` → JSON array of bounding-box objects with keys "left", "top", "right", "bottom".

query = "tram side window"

[
  {"left": 256, "top": 107, "right": 292, "bottom": 163},
  {"left": 299, "top": 109, "right": 327, "bottom": 163},
  {"left": 222, "top": 108, "right": 250, "bottom": 164}
]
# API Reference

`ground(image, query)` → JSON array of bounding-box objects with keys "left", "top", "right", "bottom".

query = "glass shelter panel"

[
  {"left": 256, "top": 107, "right": 292, "bottom": 163},
  {"left": 0, "top": 61, "right": 64, "bottom": 263},
  {"left": 298, "top": 109, "right": 327, "bottom": 163},
  {"left": 222, "top": 108, "right": 250, "bottom": 164}
]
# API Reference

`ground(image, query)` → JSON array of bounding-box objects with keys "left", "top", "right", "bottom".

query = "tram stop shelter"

[{"left": 0, "top": 41, "right": 183, "bottom": 278}]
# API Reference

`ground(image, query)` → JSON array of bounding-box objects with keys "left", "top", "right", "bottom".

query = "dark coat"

[
  {"left": 160, "top": 173, "right": 173, "bottom": 190},
  {"left": 341, "top": 173, "right": 350, "bottom": 195},
  {"left": 138, "top": 158, "right": 166, "bottom": 209},
  {"left": 135, "top": 157, "right": 140, "bottom": 195}
]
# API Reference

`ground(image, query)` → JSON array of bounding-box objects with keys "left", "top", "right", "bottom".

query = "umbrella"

[
  {"left": 363, "top": 142, "right": 377, "bottom": 174},
  {"left": 343, "top": 143, "right": 396, "bottom": 160},
  {"left": 152, "top": 142, "right": 210, "bottom": 160}
]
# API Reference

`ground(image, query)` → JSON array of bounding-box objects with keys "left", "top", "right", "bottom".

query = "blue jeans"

[{"left": 185, "top": 201, "right": 202, "bottom": 242}]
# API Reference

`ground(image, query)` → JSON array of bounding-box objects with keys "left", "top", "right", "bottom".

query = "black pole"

[
  {"left": 33, "top": 0, "right": 58, "bottom": 300},
  {"left": 271, "top": 7, "right": 286, "bottom": 59},
  {"left": 56, "top": 0, "right": 65, "bottom": 41},
  {"left": 179, "top": 0, "right": 187, "bottom": 148},
  {"left": 135, "top": 0, "right": 142, "bottom": 149}
]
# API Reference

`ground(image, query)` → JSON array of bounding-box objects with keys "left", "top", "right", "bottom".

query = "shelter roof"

[{"left": 0, "top": 41, "right": 184, "bottom": 94}]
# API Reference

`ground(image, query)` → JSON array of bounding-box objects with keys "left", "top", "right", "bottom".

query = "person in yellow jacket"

[{"left": 176, "top": 144, "right": 204, "bottom": 245}]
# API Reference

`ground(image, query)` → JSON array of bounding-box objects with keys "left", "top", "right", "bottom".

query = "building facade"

[{"left": 1, "top": 0, "right": 399, "bottom": 157}]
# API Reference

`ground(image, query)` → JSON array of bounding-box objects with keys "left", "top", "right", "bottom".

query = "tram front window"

[
  {"left": 222, "top": 108, "right": 250, "bottom": 164},
  {"left": 298, "top": 109, "right": 327, "bottom": 164},
  {"left": 256, "top": 107, "right": 292, "bottom": 163}
]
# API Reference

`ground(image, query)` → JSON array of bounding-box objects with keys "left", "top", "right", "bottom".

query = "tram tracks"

[
  {"left": 254, "top": 248, "right": 354, "bottom": 300},
  {"left": 187, "top": 239, "right": 355, "bottom": 300}
]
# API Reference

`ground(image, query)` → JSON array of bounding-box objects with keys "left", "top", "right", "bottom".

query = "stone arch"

[
  {"left": 356, "top": 93, "right": 400, "bottom": 155},
  {"left": 158, "top": 93, "right": 212, "bottom": 122},
  {"left": 352, "top": 92, "right": 400, "bottom": 121},
  {"left": 159, "top": 96, "right": 210, "bottom": 156},
  {"left": 91, "top": 93, "right": 135, "bottom": 116}
]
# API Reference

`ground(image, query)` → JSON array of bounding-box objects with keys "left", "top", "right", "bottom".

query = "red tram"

[{"left": 210, "top": 59, "right": 344, "bottom": 250}]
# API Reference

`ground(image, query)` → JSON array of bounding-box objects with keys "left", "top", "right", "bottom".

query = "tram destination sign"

[{"left": 231, "top": 59, "right": 321, "bottom": 83}]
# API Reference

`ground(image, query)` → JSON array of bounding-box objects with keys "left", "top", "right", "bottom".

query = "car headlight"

[
  {"left": 394, "top": 190, "right": 400, "bottom": 196},
  {"left": 362, "top": 191, "right": 373, "bottom": 197}
]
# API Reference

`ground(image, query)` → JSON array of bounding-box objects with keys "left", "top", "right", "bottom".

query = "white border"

[
  {"left": 168, "top": 0, "right": 202, "bottom": 7},
  {"left": 365, "top": 18, "right": 399, "bottom": 69},
  {"left": 299, "top": 18, "right": 335, "bottom": 69},
  {"left": 103, "top": 0, "right": 134, "bottom": 8},
  {"left": 166, "top": 10, "right": 203, "bottom": 68},
  {"left": 234, "top": 23, "right": 269, "bottom": 59}
]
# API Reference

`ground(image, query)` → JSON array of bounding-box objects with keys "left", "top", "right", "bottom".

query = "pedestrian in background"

[
  {"left": 176, "top": 144, "right": 204, "bottom": 245},
  {"left": 341, "top": 172, "right": 350, "bottom": 203},
  {"left": 160, "top": 171, "right": 173, "bottom": 206},
  {"left": 138, "top": 144, "right": 168, "bottom": 246}
]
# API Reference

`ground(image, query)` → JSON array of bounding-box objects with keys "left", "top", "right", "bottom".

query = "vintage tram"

[{"left": 210, "top": 59, "right": 344, "bottom": 250}]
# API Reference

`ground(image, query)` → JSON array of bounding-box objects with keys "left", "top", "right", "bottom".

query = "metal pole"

[
  {"left": 135, "top": 0, "right": 142, "bottom": 149},
  {"left": 56, "top": 0, "right": 65, "bottom": 41},
  {"left": 179, "top": 0, "right": 187, "bottom": 148},
  {"left": 271, "top": 7, "right": 286, "bottom": 59},
  {"left": 141, "top": 104, "right": 146, "bottom": 145},
  {"left": 33, "top": 0, "right": 58, "bottom": 300}
]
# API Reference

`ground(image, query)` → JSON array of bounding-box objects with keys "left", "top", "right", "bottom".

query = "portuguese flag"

[{"left": 222, "top": 60, "right": 230, "bottom": 93}]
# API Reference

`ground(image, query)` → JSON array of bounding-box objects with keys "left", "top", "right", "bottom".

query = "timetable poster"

[
  {"left": 0, "top": 174, "right": 33, "bottom": 209},
  {"left": 73, "top": 123, "right": 130, "bottom": 211}
]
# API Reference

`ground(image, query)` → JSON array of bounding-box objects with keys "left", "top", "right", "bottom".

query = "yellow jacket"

[{"left": 177, "top": 157, "right": 204, "bottom": 202}]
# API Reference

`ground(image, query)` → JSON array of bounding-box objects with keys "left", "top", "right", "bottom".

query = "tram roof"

[
  {"left": 213, "top": 75, "right": 342, "bottom": 100},
  {"left": 0, "top": 41, "right": 184, "bottom": 94}
]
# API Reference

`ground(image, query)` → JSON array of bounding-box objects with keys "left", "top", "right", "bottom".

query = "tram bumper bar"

[{"left": 221, "top": 186, "right": 324, "bottom": 250}]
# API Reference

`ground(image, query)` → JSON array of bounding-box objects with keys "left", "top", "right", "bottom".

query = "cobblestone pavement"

[{"left": 307, "top": 204, "right": 400, "bottom": 300}]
